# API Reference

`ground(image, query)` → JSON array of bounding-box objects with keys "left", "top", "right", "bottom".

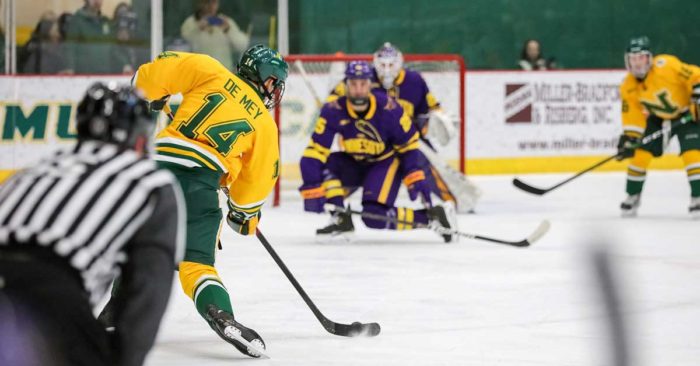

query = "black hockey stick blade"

[
  {"left": 512, "top": 154, "right": 621, "bottom": 196},
  {"left": 323, "top": 319, "right": 382, "bottom": 337},
  {"left": 512, "top": 178, "right": 550, "bottom": 195}
]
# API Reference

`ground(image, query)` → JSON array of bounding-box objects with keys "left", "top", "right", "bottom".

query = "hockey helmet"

[
  {"left": 76, "top": 82, "right": 154, "bottom": 151},
  {"left": 625, "top": 36, "right": 653, "bottom": 80},
  {"left": 373, "top": 42, "right": 404, "bottom": 89},
  {"left": 237, "top": 44, "right": 289, "bottom": 110}
]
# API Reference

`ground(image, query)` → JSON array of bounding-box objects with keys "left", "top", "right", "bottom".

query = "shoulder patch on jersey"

[{"left": 655, "top": 58, "right": 666, "bottom": 67}]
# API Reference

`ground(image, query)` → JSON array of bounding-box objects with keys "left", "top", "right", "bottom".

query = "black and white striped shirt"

[{"left": 0, "top": 141, "right": 185, "bottom": 305}]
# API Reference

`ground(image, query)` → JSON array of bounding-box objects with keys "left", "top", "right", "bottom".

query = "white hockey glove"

[{"left": 427, "top": 110, "right": 459, "bottom": 146}]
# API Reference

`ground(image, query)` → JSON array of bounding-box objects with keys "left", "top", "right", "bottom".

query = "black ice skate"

[
  {"left": 206, "top": 305, "right": 268, "bottom": 359},
  {"left": 620, "top": 194, "right": 641, "bottom": 217},
  {"left": 690, "top": 197, "right": 700, "bottom": 219},
  {"left": 427, "top": 203, "right": 457, "bottom": 243},
  {"left": 316, "top": 208, "right": 354, "bottom": 241}
]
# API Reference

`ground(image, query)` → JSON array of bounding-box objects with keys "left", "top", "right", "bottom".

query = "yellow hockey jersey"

[
  {"left": 134, "top": 51, "right": 279, "bottom": 216},
  {"left": 620, "top": 54, "right": 700, "bottom": 137}
]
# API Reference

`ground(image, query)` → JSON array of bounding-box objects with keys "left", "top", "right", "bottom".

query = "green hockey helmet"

[
  {"left": 237, "top": 44, "right": 288, "bottom": 109},
  {"left": 625, "top": 36, "right": 653, "bottom": 79}
]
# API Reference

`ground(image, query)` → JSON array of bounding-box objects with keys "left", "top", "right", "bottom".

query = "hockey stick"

[
  {"left": 513, "top": 154, "right": 619, "bottom": 195},
  {"left": 512, "top": 116, "right": 692, "bottom": 196},
  {"left": 293, "top": 59, "right": 324, "bottom": 109},
  {"left": 329, "top": 205, "right": 550, "bottom": 247},
  {"left": 255, "top": 229, "right": 381, "bottom": 337},
  {"left": 219, "top": 184, "right": 380, "bottom": 337}
]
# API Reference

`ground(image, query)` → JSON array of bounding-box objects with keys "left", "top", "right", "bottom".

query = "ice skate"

[
  {"left": 690, "top": 197, "right": 700, "bottom": 219},
  {"left": 316, "top": 209, "right": 354, "bottom": 242},
  {"left": 427, "top": 203, "right": 457, "bottom": 243},
  {"left": 620, "top": 194, "right": 641, "bottom": 217},
  {"left": 206, "top": 305, "right": 268, "bottom": 358}
]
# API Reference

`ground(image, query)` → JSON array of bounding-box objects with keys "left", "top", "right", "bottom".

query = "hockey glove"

[
  {"left": 226, "top": 209, "right": 260, "bottom": 236},
  {"left": 427, "top": 110, "right": 458, "bottom": 146},
  {"left": 149, "top": 95, "right": 170, "bottom": 112},
  {"left": 404, "top": 169, "right": 432, "bottom": 205},
  {"left": 616, "top": 133, "right": 640, "bottom": 161},
  {"left": 299, "top": 183, "right": 326, "bottom": 213}
]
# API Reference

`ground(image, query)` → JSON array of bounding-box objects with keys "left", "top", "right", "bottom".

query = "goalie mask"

[
  {"left": 373, "top": 42, "right": 404, "bottom": 90},
  {"left": 625, "top": 36, "right": 653, "bottom": 80},
  {"left": 345, "top": 60, "right": 373, "bottom": 108}
]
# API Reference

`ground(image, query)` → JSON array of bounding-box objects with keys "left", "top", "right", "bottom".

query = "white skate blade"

[{"left": 223, "top": 326, "right": 270, "bottom": 359}]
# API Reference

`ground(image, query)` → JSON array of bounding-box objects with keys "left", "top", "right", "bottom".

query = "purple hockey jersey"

[
  {"left": 300, "top": 91, "right": 422, "bottom": 185},
  {"left": 384, "top": 68, "right": 441, "bottom": 119}
]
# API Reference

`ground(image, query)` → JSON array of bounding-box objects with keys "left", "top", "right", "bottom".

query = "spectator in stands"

[
  {"left": 180, "top": 0, "right": 251, "bottom": 70},
  {"left": 64, "top": 0, "right": 115, "bottom": 74},
  {"left": 518, "top": 39, "right": 557, "bottom": 71},
  {"left": 20, "top": 12, "right": 71, "bottom": 74},
  {"left": 112, "top": 2, "right": 144, "bottom": 73}
]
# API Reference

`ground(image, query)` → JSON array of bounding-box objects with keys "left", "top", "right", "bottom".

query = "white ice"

[{"left": 146, "top": 171, "right": 699, "bottom": 366}]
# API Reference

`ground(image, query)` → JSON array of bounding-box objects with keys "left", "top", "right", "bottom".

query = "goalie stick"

[
  {"left": 293, "top": 59, "right": 324, "bottom": 109},
  {"left": 293, "top": 58, "right": 480, "bottom": 212},
  {"left": 328, "top": 204, "right": 550, "bottom": 247},
  {"left": 513, "top": 115, "right": 692, "bottom": 196}
]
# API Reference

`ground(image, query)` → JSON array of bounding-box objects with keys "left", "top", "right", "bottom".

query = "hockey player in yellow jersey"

[
  {"left": 133, "top": 45, "right": 287, "bottom": 357},
  {"left": 617, "top": 36, "right": 700, "bottom": 218}
]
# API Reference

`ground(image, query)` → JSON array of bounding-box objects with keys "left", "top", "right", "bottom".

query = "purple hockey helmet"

[{"left": 345, "top": 60, "right": 373, "bottom": 80}]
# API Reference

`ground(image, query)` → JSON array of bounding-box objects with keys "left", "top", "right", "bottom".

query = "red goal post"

[{"left": 273, "top": 53, "right": 467, "bottom": 206}]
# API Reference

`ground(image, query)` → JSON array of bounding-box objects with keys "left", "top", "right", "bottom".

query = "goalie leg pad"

[{"left": 418, "top": 145, "right": 481, "bottom": 213}]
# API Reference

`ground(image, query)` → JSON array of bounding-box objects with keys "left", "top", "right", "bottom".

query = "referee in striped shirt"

[{"left": 0, "top": 83, "right": 185, "bottom": 366}]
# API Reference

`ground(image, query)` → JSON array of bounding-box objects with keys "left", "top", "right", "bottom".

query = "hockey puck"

[
  {"left": 349, "top": 322, "right": 381, "bottom": 337},
  {"left": 365, "top": 322, "right": 381, "bottom": 337}
]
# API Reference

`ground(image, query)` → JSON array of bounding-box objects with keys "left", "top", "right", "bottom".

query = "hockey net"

[{"left": 272, "top": 54, "right": 466, "bottom": 206}]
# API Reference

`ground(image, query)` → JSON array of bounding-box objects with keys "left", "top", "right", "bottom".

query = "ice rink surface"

[{"left": 146, "top": 171, "right": 699, "bottom": 366}]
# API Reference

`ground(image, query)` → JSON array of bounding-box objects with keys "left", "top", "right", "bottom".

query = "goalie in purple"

[{"left": 299, "top": 61, "right": 456, "bottom": 242}]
